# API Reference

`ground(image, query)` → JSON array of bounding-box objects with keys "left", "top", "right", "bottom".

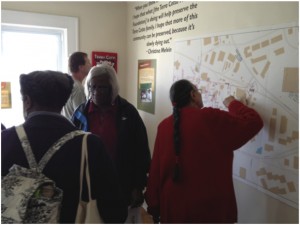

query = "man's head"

[
  {"left": 68, "top": 52, "right": 91, "bottom": 81},
  {"left": 85, "top": 64, "right": 119, "bottom": 107},
  {"left": 20, "top": 70, "right": 74, "bottom": 118},
  {"left": 170, "top": 79, "right": 203, "bottom": 109}
]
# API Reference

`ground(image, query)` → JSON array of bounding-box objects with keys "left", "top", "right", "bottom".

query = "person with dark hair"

[
  {"left": 72, "top": 64, "right": 151, "bottom": 214},
  {"left": 1, "top": 70, "right": 127, "bottom": 223},
  {"left": 62, "top": 51, "right": 92, "bottom": 119},
  {"left": 145, "top": 79, "right": 264, "bottom": 223}
]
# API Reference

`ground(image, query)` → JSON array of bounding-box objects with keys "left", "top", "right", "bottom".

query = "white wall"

[
  {"left": 126, "top": 1, "right": 299, "bottom": 223},
  {"left": 1, "top": 1, "right": 298, "bottom": 223},
  {"left": 234, "top": 179, "right": 298, "bottom": 223}
]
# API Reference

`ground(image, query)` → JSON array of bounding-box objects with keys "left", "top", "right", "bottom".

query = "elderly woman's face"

[{"left": 89, "top": 75, "right": 112, "bottom": 107}]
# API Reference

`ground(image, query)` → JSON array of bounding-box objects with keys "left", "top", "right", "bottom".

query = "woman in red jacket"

[{"left": 145, "top": 79, "right": 263, "bottom": 223}]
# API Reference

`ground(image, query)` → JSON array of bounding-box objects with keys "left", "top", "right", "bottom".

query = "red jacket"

[{"left": 145, "top": 100, "right": 263, "bottom": 223}]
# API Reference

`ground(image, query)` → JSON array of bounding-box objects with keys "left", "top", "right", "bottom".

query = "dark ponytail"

[
  {"left": 173, "top": 105, "right": 180, "bottom": 182},
  {"left": 170, "top": 79, "right": 194, "bottom": 183}
]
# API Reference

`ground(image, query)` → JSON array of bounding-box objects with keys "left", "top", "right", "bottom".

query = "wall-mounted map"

[{"left": 173, "top": 23, "right": 299, "bottom": 208}]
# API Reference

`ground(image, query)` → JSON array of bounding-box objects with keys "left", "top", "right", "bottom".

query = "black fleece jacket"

[{"left": 72, "top": 96, "right": 151, "bottom": 205}]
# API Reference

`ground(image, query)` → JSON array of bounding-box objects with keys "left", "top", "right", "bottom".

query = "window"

[{"left": 1, "top": 10, "right": 78, "bottom": 127}]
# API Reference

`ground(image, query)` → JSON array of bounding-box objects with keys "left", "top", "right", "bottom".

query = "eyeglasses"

[
  {"left": 192, "top": 85, "right": 202, "bottom": 94},
  {"left": 194, "top": 88, "right": 202, "bottom": 94},
  {"left": 88, "top": 85, "right": 110, "bottom": 92}
]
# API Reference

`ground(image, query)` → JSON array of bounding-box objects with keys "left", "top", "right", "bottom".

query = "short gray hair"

[{"left": 85, "top": 64, "right": 119, "bottom": 103}]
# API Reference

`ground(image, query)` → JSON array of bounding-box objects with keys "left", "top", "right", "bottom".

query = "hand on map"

[
  {"left": 223, "top": 95, "right": 249, "bottom": 108},
  {"left": 223, "top": 96, "right": 236, "bottom": 108}
]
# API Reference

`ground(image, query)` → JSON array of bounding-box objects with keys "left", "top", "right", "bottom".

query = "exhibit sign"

[
  {"left": 91, "top": 51, "right": 118, "bottom": 72},
  {"left": 1, "top": 82, "right": 12, "bottom": 109},
  {"left": 137, "top": 59, "right": 156, "bottom": 114}
]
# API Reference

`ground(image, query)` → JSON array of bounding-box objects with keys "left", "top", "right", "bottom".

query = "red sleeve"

[{"left": 210, "top": 100, "right": 264, "bottom": 151}]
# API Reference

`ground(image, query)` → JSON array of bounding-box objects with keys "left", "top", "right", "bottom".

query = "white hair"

[{"left": 85, "top": 64, "right": 119, "bottom": 103}]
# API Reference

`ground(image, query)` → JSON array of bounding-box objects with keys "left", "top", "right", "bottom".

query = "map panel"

[{"left": 173, "top": 23, "right": 299, "bottom": 208}]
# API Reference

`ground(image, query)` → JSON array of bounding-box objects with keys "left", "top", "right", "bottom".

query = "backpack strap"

[
  {"left": 15, "top": 125, "right": 87, "bottom": 171},
  {"left": 38, "top": 130, "right": 87, "bottom": 171},
  {"left": 15, "top": 125, "right": 38, "bottom": 169}
]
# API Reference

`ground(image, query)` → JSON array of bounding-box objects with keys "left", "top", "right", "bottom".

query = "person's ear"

[
  {"left": 22, "top": 95, "right": 32, "bottom": 111},
  {"left": 190, "top": 89, "right": 197, "bottom": 102},
  {"left": 79, "top": 64, "right": 85, "bottom": 73},
  {"left": 22, "top": 95, "right": 32, "bottom": 119}
]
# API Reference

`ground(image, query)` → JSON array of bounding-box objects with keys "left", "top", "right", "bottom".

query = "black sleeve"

[
  {"left": 132, "top": 108, "right": 151, "bottom": 190},
  {"left": 87, "top": 134, "right": 128, "bottom": 223}
]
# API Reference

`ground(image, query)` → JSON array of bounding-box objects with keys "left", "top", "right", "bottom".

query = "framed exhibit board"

[
  {"left": 1, "top": 82, "right": 12, "bottom": 109},
  {"left": 137, "top": 59, "right": 156, "bottom": 114}
]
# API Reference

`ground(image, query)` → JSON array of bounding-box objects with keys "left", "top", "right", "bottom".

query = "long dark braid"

[
  {"left": 170, "top": 79, "right": 194, "bottom": 182},
  {"left": 173, "top": 105, "right": 180, "bottom": 182}
]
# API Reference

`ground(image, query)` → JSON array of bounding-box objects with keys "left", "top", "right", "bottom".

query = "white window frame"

[
  {"left": 2, "top": 24, "right": 65, "bottom": 71},
  {"left": 1, "top": 9, "right": 78, "bottom": 72}
]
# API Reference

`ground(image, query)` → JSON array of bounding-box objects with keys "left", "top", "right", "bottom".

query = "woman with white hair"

[{"left": 72, "top": 64, "right": 151, "bottom": 210}]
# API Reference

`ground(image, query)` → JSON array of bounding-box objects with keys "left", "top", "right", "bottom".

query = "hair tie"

[{"left": 172, "top": 102, "right": 177, "bottom": 107}]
